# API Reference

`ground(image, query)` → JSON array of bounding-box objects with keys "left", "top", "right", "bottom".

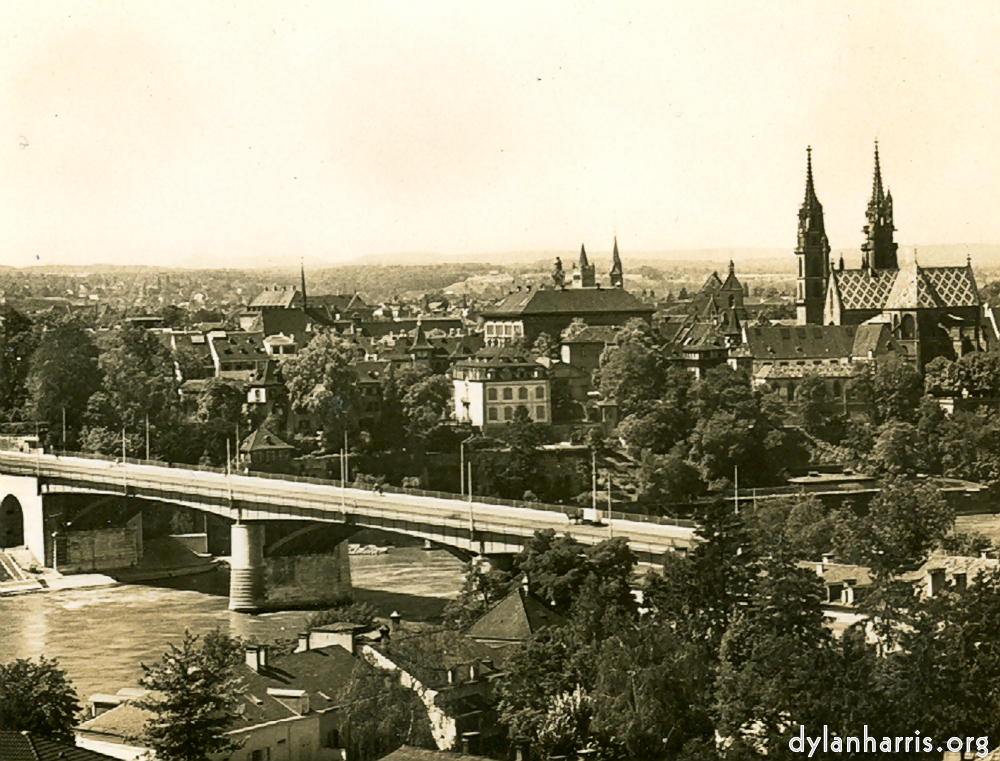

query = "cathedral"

[{"left": 795, "top": 142, "right": 982, "bottom": 367}]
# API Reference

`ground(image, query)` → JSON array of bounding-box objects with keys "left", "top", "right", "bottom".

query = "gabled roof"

[
  {"left": 743, "top": 325, "right": 857, "bottom": 361},
  {"left": 78, "top": 645, "right": 365, "bottom": 738},
  {"left": 466, "top": 586, "right": 568, "bottom": 643},
  {"left": 829, "top": 269, "right": 897, "bottom": 312},
  {"left": 481, "top": 288, "right": 653, "bottom": 318},
  {"left": 371, "top": 629, "right": 504, "bottom": 690},
  {"left": 0, "top": 731, "right": 119, "bottom": 761},
  {"left": 240, "top": 426, "right": 295, "bottom": 453},
  {"left": 249, "top": 287, "right": 302, "bottom": 309},
  {"left": 561, "top": 325, "right": 621, "bottom": 345}
]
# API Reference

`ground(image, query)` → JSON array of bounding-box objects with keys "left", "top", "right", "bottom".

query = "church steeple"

[
  {"left": 861, "top": 140, "right": 898, "bottom": 270},
  {"left": 300, "top": 258, "right": 308, "bottom": 311},
  {"left": 610, "top": 237, "right": 624, "bottom": 288},
  {"left": 576, "top": 243, "right": 596, "bottom": 287},
  {"left": 795, "top": 146, "right": 831, "bottom": 325}
]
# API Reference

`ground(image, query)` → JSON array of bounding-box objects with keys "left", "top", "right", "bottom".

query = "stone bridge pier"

[{"left": 228, "top": 520, "right": 357, "bottom": 613}]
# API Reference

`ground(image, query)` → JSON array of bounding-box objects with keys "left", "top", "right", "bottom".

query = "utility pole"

[
  {"left": 734, "top": 465, "right": 739, "bottom": 514},
  {"left": 607, "top": 472, "right": 613, "bottom": 538},
  {"left": 343, "top": 430, "right": 349, "bottom": 483},
  {"left": 62, "top": 407, "right": 66, "bottom": 449},
  {"left": 145, "top": 414, "right": 150, "bottom": 461},
  {"left": 226, "top": 438, "right": 233, "bottom": 505},
  {"left": 591, "top": 449, "right": 597, "bottom": 514},
  {"left": 460, "top": 441, "right": 465, "bottom": 497}
]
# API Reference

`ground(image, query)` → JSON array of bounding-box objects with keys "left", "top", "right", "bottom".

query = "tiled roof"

[
  {"left": 561, "top": 326, "right": 621, "bottom": 345},
  {"left": 240, "top": 426, "right": 295, "bottom": 453},
  {"left": 210, "top": 332, "right": 269, "bottom": 361},
  {"left": 754, "top": 363, "right": 859, "bottom": 381},
  {"left": 830, "top": 269, "right": 896, "bottom": 312},
  {"left": 0, "top": 732, "right": 120, "bottom": 761},
  {"left": 78, "top": 645, "right": 365, "bottom": 738},
  {"left": 372, "top": 629, "right": 505, "bottom": 690},
  {"left": 743, "top": 325, "right": 857, "bottom": 360},
  {"left": 832, "top": 265, "right": 979, "bottom": 312},
  {"left": 913, "top": 266, "right": 979, "bottom": 309},
  {"left": 481, "top": 288, "right": 652, "bottom": 317},
  {"left": 249, "top": 288, "right": 302, "bottom": 309},
  {"left": 466, "top": 587, "right": 567, "bottom": 643}
]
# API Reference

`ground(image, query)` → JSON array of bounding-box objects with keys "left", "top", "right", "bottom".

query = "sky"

[{"left": 3, "top": 1, "right": 1000, "bottom": 269}]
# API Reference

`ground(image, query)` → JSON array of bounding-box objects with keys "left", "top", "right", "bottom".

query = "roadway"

[{"left": 0, "top": 450, "right": 697, "bottom": 558}]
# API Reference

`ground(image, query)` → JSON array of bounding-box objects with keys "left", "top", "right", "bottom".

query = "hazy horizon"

[{"left": 5, "top": 2, "right": 1000, "bottom": 269}]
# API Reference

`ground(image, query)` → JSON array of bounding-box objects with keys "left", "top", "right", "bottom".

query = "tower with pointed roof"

[
  {"left": 609, "top": 237, "right": 624, "bottom": 288},
  {"left": 861, "top": 140, "right": 898, "bottom": 271},
  {"left": 796, "top": 147, "right": 832, "bottom": 325},
  {"left": 574, "top": 244, "right": 596, "bottom": 288}
]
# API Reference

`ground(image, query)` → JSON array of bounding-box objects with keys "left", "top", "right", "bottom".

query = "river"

[{"left": 0, "top": 547, "right": 465, "bottom": 702}]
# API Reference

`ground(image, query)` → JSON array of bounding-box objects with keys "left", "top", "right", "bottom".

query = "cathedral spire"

[
  {"left": 862, "top": 139, "right": 898, "bottom": 270},
  {"left": 300, "top": 258, "right": 308, "bottom": 310},
  {"left": 795, "top": 146, "right": 830, "bottom": 325},
  {"left": 610, "top": 237, "right": 624, "bottom": 288}
]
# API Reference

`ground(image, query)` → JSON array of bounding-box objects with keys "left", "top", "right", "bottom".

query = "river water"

[{"left": 0, "top": 547, "right": 465, "bottom": 702}]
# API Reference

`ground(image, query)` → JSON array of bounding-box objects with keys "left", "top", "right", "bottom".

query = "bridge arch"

[{"left": 0, "top": 495, "right": 24, "bottom": 548}]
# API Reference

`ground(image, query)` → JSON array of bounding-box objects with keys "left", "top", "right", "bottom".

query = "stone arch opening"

[
  {"left": 0, "top": 495, "right": 25, "bottom": 548},
  {"left": 901, "top": 314, "right": 916, "bottom": 340}
]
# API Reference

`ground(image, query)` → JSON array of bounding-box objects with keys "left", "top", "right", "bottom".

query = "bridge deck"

[{"left": 0, "top": 451, "right": 696, "bottom": 557}]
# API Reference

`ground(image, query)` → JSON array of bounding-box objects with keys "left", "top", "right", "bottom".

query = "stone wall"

[
  {"left": 59, "top": 514, "right": 142, "bottom": 573},
  {"left": 264, "top": 541, "right": 351, "bottom": 608}
]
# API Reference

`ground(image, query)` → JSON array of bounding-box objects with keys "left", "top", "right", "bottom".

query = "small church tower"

[
  {"left": 574, "top": 244, "right": 596, "bottom": 288},
  {"left": 609, "top": 237, "right": 624, "bottom": 288},
  {"left": 795, "top": 147, "right": 831, "bottom": 325},
  {"left": 861, "top": 140, "right": 898, "bottom": 271}
]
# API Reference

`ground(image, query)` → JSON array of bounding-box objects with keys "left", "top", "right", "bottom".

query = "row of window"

[
  {"left": 487, "top": 386, "right": 545, "bottom": 401},
  {"left": 487, "top": 405, "right": 547, "bottom": 421},
  {"left": 484, "top": 321, "right": 524, "bottom": 336}
]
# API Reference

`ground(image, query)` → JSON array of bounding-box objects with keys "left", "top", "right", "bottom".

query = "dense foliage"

[{"left": 0, "top": 656, "right": 80, "bottom": 742}]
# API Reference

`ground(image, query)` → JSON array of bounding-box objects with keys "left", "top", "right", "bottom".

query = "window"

[
  {"left": 504, "top": 406, "right": 513, "bottom": 420},
  {"left": 535, "top": 406, "right": 546, "bottom": 419},
  {"left": 249, "top": 749, "right": 270, "bottom": 761},
  {"left": 518, "top": 387, "right": 528, "bottom": 400},
  {"left": 535, "top": 386, "right": 545, "bottom": 399},
  {"left": 488, "top": 408, "right": 498, "bottom": 421},
  {"left": 503, "top": 387, "right": 513, "bottom": 401},
  {"left": 487, "top": 388, "right": 497, "bottom": 401}
]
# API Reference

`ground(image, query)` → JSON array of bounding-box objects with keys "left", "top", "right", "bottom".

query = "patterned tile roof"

[
  {"left": 832, "top": 265, "right": 979, "bottom": 312},
  {"left": 830, "top": 269, "right": 897, "bottom": 311},
  {"left": 919, "top": 266, "right": 980, "bottom": 308}
]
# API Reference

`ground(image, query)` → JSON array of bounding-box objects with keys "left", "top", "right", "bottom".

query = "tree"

[
  {"left": 637, "top": 452, "right": 705, "bottom": 508},
  {"left": 598, "top": 319, "right": 665, "bottom": 418},
  {"left": 531, "top": 331, "right": 557, "bottom": 360},
  {"left": 308, "top": 600, "right": 380, "bottom": 629},
  {"left": 138, "top": 630, "right": 242, "bottom": 761},
  {"left": 195, "top": 379, "right": 244, "bottom": 424},
  {"left": 400, "top": 373, "right": 453, "bottom": 439},
  {"left": 443, "top": 556, "right": 515, "bottom": 629},
  {"left": 337, "top": 662, "right": 435, "bottom": 761},
  {"left": 0, "top": 656, "right": 80, "bottom": 742},
  {"left": 281, "top": 332, "right": 360, "bottom": 451},
  {"left": 0, "top": 306, "right": 35, "bottom": 420},
  {"left": 560, "top": 318, "right": 588, "bottom": 343},
  {"left": 27, "top": 318, "right": 101, "bottom": 447},
  {"left": 836, "top": 479, "right": 954, "bottom": 576}
]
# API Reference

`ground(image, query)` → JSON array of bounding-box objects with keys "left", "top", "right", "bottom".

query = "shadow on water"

[{"left": 137, "top": 568, "right": 449, "bottom": 621}]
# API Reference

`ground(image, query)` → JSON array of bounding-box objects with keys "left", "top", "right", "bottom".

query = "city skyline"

[{"left": 4, "top": 1, "right": 1000, "bottom": 268}]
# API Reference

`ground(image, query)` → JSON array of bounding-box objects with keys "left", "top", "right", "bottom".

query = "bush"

[{"left": 307, "top": 600, "right": 380, "bottom": 630}]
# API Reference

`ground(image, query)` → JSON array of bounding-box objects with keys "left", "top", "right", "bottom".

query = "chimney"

[
  {"left": 461, "top": 736, "right": 470, "bottom": 755},
  {"left": 522, "top": 573, "right": 530, "bottom": 592},
  {"left": 821, "top": 553, "right": 834, "bottom": 565},
  {"left": 297, "top": 631, "right": 311, "bottom": 652},
  {"left": 389, "top": 611, "right": 401, "bottom": 632},
  {"left": 815, "top": 562, "right": 824, "bottom": 576},
  {"left": 926, "top": 568, "right": 946, "bottom": 598},
  {"left": 515, "top": 747, "right": 526, "bottom": 761},
  {"left": 841, "top": 579, "right": 856, "bottom": 605},
  {"left": 258, "top": 645, "right": 269, "bottom": 670},
  {"left": 469, "top": 661, "right": 478, "bottom": 681},
  {"left": 953, "top": 572, "right": 967, "bottom": 592},
  {"left": 245, "top": 645, "right": 261, "bottom": 672},
  {"left": 447, "top": 667, "right": 455, "bottom": 685}
]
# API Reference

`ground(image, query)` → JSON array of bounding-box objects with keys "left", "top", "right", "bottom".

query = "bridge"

[{"left": 0, "top": 450, "right": 696, "bottom": 612}]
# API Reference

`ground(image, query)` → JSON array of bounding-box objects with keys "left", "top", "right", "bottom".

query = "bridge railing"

[{"left": 37, "top": 449, "right": 695, "bottom": 529}]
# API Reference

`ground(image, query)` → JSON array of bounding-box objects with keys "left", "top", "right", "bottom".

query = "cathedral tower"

[
  {"left": 861, "top": 140, "right": 898, "bottom": 271},
  {"left": 610, "top": 237, "right": 624, "bottom": 288},
  {"left": 795, "top": 147, "right": 831, "bottom": 325}
]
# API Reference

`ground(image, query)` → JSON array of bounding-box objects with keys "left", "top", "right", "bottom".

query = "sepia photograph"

[{"left": 3, "top": 2, "right": 1000, "bottom": 760}]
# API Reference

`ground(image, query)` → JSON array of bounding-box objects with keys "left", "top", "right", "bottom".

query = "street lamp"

[{"left": 460, "top": 435, "right": 475, "bottom": 499}]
